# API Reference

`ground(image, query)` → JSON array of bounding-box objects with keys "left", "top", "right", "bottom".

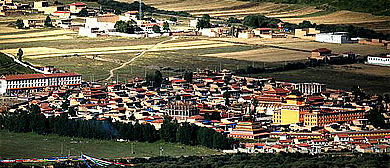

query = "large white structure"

[
  {"left": 0, "top": 73, "right": 82, "bottom": 95},
  {"left": 315, "top": 32, "right": 350, "bottom": 44},
  {"left": 367, "top": 55, "right": 390, "bottom": 66},
  {"left": 292, "top": 83, "right": 326, "bottom": 95}
]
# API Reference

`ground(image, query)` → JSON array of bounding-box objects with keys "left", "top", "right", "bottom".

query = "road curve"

[{"left": 105, "top": 36, "right": 177, "bottom": 81}]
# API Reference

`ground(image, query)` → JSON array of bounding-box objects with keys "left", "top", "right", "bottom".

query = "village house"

[
  {"left": 366, "top": 54, "right": 390, "bottom": 66},
  {"left": 294, "top": 28, "right": 321, "bottom": 40},
  {"left": 315, "top": 32, "right": 357, "bottom": 44}
]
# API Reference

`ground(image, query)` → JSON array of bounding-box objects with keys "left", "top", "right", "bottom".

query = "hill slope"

[{"left": 0, "top": 52, "right": 35, "bottom": 75}]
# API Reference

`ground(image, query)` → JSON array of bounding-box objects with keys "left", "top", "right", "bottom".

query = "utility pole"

[
  {"left": 116, "top": 73, "right": 119, "bottom": 84},
  {"left": 131, "top": 142, "right": 134, "bottom": 154},
  {"left": 139, "top": 0, "right": 142, "bottom": 20},
  {"left": 61, "top": 143, "right": 63, "bottom": 156},
  {"left": 219, "top": 61, "right": 222, "bottom": 72}
]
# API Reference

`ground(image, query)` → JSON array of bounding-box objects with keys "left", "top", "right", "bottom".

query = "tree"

[
  {"left": 154, "top": 70, "right": 163, "bottom": 88},
  {"left": 251, "top": 97, "right": 258, "bottom": 115},
  {"left": 114, "top": 20, "right": 128, "bottom": 33},
  {"left": 224, "top": 75, "right": 231, "bottom": 85},
  {"left": 196, "top": 19, "right": 211, "bottom": 30},
  {"left": 384, "top": 94, "right": 390, "bottom": 111},
  {"left": 368, "top": 108, "right": 388, "bottom": 129},
  {"left": 15, "top": 19, "right": 24, "bottom": 29},
  {"left": 127, "top": 20, "right": 138, "bottom": 33},
  {"left": 169, "top": 17, "right": 177, "bottom": 22},
  {"left": 163, "top": 21, "right": 170, "bottom": 32},
  {"left": 223, "top": 91, "right": 230, "bottom": 107},
  {"left": 202, "top": 14, "right": 211, "bottom": 23},
  {"left": 160, "top": 118, "right": 178, "bottom": 143},
  {"left": 78, "top": 8, "right": 89, "bottom": 17},
  {"left": 44, "top": 15, "right": 52, "bottom": 27},
  {"left": 227, "top": 17, "right": 241, "bottom": 24},
  {"left": 152, "top": 25, "right": 161, "bottom": 33},
  {"left": 184, "top": 71, "right": 193, "bottom": 83},
  {"left": 17, "top": 48, "right": 23, "bottom": 61}
]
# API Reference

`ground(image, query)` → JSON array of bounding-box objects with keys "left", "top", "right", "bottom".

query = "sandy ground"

[
  {"left": 0, "top": 35, "right": 73, "bottom": 44},
  {"left": 191, "top": 3, "right": 318, "bottom": 18},
  {"left": 202, "top": 47, "right": 311, "bottom": 62},
  {"left": 1, "top": 40, "right": 237, "bottom": 58},
  {"left": 136, "top": 0, "right": 248, "bottom": 11},
  {"left": 0, "top": 30, "right": 76, "bottom": 39}
]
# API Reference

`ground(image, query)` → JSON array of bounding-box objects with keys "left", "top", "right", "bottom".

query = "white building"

[
  {"left": 78, "top": 15, "right": 118, "bottom": 37},
  {"left": 366, "top": 55, "right": 390, "bottom": 66},
  {"left": 189, "top": 19, "right": 198, "bottom": 28},
  {"left": 292, "top": 83, "right": 326, "bottom": 95},
  {"left": 0, "top": 73, "right": 82, "bottom": 95},
  {"left": 315, "top": 32, "right": 350, "bottom": 44}
]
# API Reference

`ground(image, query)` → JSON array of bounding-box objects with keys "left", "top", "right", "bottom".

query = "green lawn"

[
  {"left": 25, "top": 56, "right": 119, "bottom": 81},
  {"left": 0, "top": 131, "right": 221, "bottom": 159}
]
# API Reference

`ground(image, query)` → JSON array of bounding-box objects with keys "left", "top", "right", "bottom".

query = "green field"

[
  {"left": 0, "top": 131, "right": 220, "bottom": 159},
  {"left": 256, "top": 64, "right": 390, "bottom": 95}
]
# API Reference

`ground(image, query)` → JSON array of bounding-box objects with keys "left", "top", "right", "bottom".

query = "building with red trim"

[{"left": 0, "top": 73, "right": 82, "bottom": 94}]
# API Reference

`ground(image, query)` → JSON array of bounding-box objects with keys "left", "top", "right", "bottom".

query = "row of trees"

[
  {"left": 196, "top": 14, "right": 211, "bottom": 30},
  {"left": 160, "top": 119, "right": 235, "bottom": 149},
  {"left": 0, "top": 105, "right": 233, "bottom": 149},
  {"left": 97, "top": 0, "right": 190, "bottom": 16},
  {"left": 242, "top": 15, "right": 281, "bottom": 28},
  {"left": 114, "top": 20, "right": 170, "bottom": 34}
]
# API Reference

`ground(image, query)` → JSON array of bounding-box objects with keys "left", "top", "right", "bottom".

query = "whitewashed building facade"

[{"left": 0, "top": 73, "right": 82, "bottom": 95}]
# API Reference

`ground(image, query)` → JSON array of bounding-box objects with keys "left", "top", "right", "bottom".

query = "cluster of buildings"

[
  {"left": 78, "top": 11, "right": 173, "bottom": 38},
  {"left": 0, "top": 0, "right": 30, "bottom": 16},
  {"left": 235, "top": 129, "right": 390, "bottom": 154},
  {"left": 1, "top": 68, "right": 389, "bottom": 154}
]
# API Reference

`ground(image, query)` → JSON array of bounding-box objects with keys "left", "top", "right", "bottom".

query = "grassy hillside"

[
  {"left": 0, "top": 52, "right": 35, "bottom": 75},
  {"left": 0, "top": 131, "right": 220, "bottom": 159}
]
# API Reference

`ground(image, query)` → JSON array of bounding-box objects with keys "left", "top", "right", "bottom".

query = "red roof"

[
  {"left": 2, "top": 73, "right": 80, "bottom": 80},
  {"left": 46, "top": 73, "right": 80, "bottom": 78},
  {"left": 171, "top": 79, "right": 186, "bottom": 83},
  {"left": 54, "top": 11, "right": 70, "bottom": 13},
  {"left": 69, "top": 2, "right": 86, "bottom": 6},
  {"left": 256, "top": 28, "right": 271, "bottom": 31}
]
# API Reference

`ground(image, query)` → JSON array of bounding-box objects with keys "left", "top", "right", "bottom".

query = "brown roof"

[{"left": 312, "top": 48, "right": 332, "bottom": 53}]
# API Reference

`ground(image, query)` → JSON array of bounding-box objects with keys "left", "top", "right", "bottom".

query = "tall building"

[
  {"left": 228, "top": 122, "right": 267, "bottom": 139},
  {"left": 273, "top": 94, "right": 311, "bottom": 125},
  {"left": 304, "top": 107, "right": 366, "bottom": 127},
  {"left": 292, "top": 83, "right": 326, "bottom": 95},
  {"left": 166, "top": 101, "right": 199, "bottom": 118},
  {"left": 0, "top": 73, "right": 82, "bottom": 94}
]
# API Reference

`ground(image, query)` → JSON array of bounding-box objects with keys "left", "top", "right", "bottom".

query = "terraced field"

[{"left": 132, "top": 0, "right": 390, "bottom": 31}]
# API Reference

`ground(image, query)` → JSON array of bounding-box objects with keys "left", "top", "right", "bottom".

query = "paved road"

[{"left": 104, "top": 36, "right": 177, "bottom": 81}]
